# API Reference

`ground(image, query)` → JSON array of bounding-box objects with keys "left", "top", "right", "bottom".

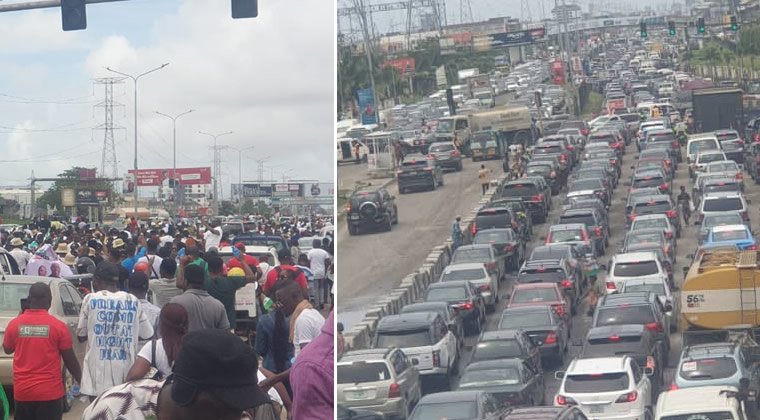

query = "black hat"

[
  {"left": 128, "top": 271, "right": 149, "bottom": 290},
  {"left": 277, "top": 248, "right": 291, "bottom": 260},
  {"left": 171, "top": 329, "right": 270, "bottom": 411},
  {"left": 94, "top": 261, "right": 120, "bottom": 283}
]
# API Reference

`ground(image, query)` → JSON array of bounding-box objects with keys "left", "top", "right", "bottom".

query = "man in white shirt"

[
  {"left": 203, "top": 220, "right": 222, "bottom": 251},
  {"left": 136, "top": 238, "right": 163, "bottom": 279},
  {"left": 307, "top": 239, "right": 331, "bottom": 310},
  {"left": 8, "top": 237, "right": 31, "bottom": 273},
  {"left": 275, "top": 281, "right": 324, "bottom": 357},
  {"left": 76, "top": 262, "right": 154, "bottom": 400}
]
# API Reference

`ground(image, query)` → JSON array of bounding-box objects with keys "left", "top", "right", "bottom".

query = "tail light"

[
  {"left": 665, "top": 159, "right": 672, "bottom": 167},
  {"left": 610, "top": 158, "right": 618, "bottom": 165},
  {"left": 471, "top": 223, "right": 477, "bottom": 235},
  {"left": 738, "top": 139, "right": 745, "bottom": 145},
  {"left": 560, "top": 154, "right": 568, "bottom": 162},
  {"left": 594, "top": 226, "right": 603, "bottom": 237},
  {"left": 670, "top": 383, "right": 679, "bottom": 391},
  {"left": 457, "top": 301, "right": 474, "bottom": 310},
  {"left": 645, "top": 322, "right": 664, "bottom": 333},
  {"left": 432, "top": 350, "right": 441, "bottom": 367},
  {"left": 450, "top": 150, "right": 460, "bottom": 157},
  {"left": 429, "top": 153, "right": 437, "bottom": 158},
  {"left": 666, "top": 210, "right": 677, "bottom": 218},
  {"left": 615, "top": 391, "right": 638, "bottom": 403},
  {"left": 566, "top": 145, "right": 575, "bottom": 151},
  {"left": 560, "top": 279, "right": 572, "bottom": 289},
  {"left": 545, "top": 331, "right": 557, "bottom": 344},
  {"left": 396, "top": 170, "right": 403, "bottom": 175},
  {"left": 736, "top": 172, "right": 744, "bottom": 180},
  {"left": 647, "top": 356, "right": 656, "bottom": 370},
  {"left": 388, "top": 383, "right": 401, "bottom": 398},
  {"left": 531, "top": 194, "right": 543, "bottom": 203},
  {"left": 549, "top": 171, "right": 557, "bottom": 177},
  {"left": 552, "top": 304, "right": 566, "bottom": 317},
  {"left": 659, "top": 183, "right": 669, "bottom": 192},
  {"left": 742, "top": 211, "right": 750, "bottom": 221},
  {"left": 581, "top": 129, "right": 589, "bottom": 136},
  {"left": 671, "top": 140, "right": 680, "bottom": 148},
  {"left": 479, "top": 284, "right": 491, "bottom": 292},
  {"left": 747, "top": 245, "right": 758, "bottom": 251},
  {"left": 556, "top": 395, "right": 577, "bottom": 405},
  {"left": 628, "top": 214, "right": 636, "bottom": 222},
  {"left": 503, "top": 244, "right": 514, "bottom": 253},
  {"left": 511, "top": 220, "right": 518, "bottom": 230},
  {"left": 665, "top": 231, "right": 673, "bottom": 239},
  {"left": 606, "top": 281, "right": 617, "bottom": 291}
]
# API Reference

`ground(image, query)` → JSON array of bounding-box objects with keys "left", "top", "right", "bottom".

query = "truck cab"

[{"left": 436, "top": 116, "right": 472, "bottom": 155}]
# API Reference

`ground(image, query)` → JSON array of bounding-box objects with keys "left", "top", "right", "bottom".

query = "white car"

[
  {"left": 605, "top": 252, "right": 669, "bottom": 296},
  {"left": 692, "top": 150, "right": 728, "bottom": 178},
  {"left": 655, "top": 386, "right": 747, "bottom": 420},
  {"left": 555, "top": 356, "right": 653, "bottom": 419},
  {"left": 686, "top": 135, "right": 720, "bottom": 164}
]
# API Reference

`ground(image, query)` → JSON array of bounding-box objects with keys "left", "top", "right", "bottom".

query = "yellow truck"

[
  {"left": 681, "top": 249, "right": 760, "bottom": 338},
  {"left": 469, "top": 106, "right": 534, "bottom": 147}
]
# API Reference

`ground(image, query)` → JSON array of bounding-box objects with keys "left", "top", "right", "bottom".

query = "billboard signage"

[
  {"left": 356, "top": 88, "right": 377, "bottom": 125},
  {"left": 78, "top": 168, "right": 97, "bottom": 180},
  {"left": 306, "top": 182, "right": 335, "bottom": 197},
  {"left": 61, "top": 189, "right": 76, "bottom": 207},
  {"left": 489, "top": 28, "right": 545, "bottom": 48},
  {"left": 233, "top": 183, "right": 274, "bottom": 198},
  {"left": 272, "top": 183, "right": 303, "bottom": 197},
  {"left": 128, "top": 167, "right": 212, "bottom": 186},
  {"left": 382, "top": 57, "right": 416, "bottom": 76},
  {"left": 76, "top": 190, "right": 99, "bottom": 205}
]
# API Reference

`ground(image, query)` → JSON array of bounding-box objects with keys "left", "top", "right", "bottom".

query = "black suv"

[
  {"left": 580, "top": 324, "right": 665, "bottom": 391},
  {"left": 500, "top": 180, "right": 550, "bottom": 223},
  {"left": 346, "top": 186, "right": 399, "bottom": 235},
  {"left": 491, "top": 198, "right": 534, "bottom": 240},
  {"left": 398, "top": 154, "right": 444, "bottom": 193},
  {"left": 591, "top": 292, "right": 672, "bottom": 357}
]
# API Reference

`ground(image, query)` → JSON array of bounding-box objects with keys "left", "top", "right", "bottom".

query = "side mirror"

[
  {"left": 411, "top": 358, "right": 420, "bottom": 366},
  {"left": 554, "top": 371, "right": 566, "bottom": 380}
]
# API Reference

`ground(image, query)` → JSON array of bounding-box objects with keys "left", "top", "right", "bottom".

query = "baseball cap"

[
  {"left": 277, "top": 248, "right": 291, "bottom": 260},
  {"left": 234, "top": 242, "right": 246, "bottom": 251},
  {"left": 128, "top": 271, "right": 149, "bottom": 290},
  {"left": 227, "top": 267, "right": 245, "bottom": 277},
  {"left": 95, "top": 261, "right": 120, "bottom": 283},
  {"left": 171, "top": 329, "right": 270, "bottom": 411}
]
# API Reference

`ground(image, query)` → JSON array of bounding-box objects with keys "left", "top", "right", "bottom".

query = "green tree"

[
  {"left": 37, "top": 167, "right": 115, "bottom": 211},
  {"left": 219, "top": 200, "right": 236, "bottom": 216}
]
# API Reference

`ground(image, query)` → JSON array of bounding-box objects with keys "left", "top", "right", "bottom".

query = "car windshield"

[
  {"left": 409, "top": 402, "right": 478, "bottom": 420},
  {"left": 707, "top": 162, "right": 738, "bottom": 172},
  {"left": 659, "top": 413, "right": 735, "bottom": 420},
  {"left": 337, "top": 362, "right": 391, "bottom": 384},
  {"left": 564, "top": 372, "right": 630, "bottom": 393},
  {"left": 633, "top": 175, "right": 664, "bottom": 188},
  {"left": 704, "top": 182, "right": 739, "bottom": 194},
  {"left": 632, "top": 218, "right": 668, "bottom": 230},
  {"left": 633, "top": 201, "right": 671, "bottom": 214},
  {"left": 623, "top": 283, "right": 665, "bottom": 295},
  {"left": 442, "top": 269, "right": 486, "bottom": 281},
  {"left": 716, "top": 132, "right": 739, "bottom": 142},
  {"left": 474, "top": 230, "right": 512, "bottom": 244},
  {"left": 550, "top": 229, "right": 583, "bottom": 242},
  {"left": 452, "top": 248, "right": 491, "bottom": 263},
  {"left": 596, "top": 306, "right": 655, "bottom": 326},
  {"left": 0, "top": 283, "right": 32, "bottom": 314},
  {"left": 699, "top": 154, "right": 726, "bottom": 164},
  {"left": 689, "top": 140, "right": 718, "bottom": 154},
  {"left": 527, "top": 166, "right": 550, "bottom": 175},
  {"left": 430, "top": 144, "right": 454, "bottom": 153},
  {"left": 459, "top": 368, "right": 521, "bottom": 387},
  {"left": 626, "top": 232, "right": 662, "bottom": 247},
  {"left": 704, "top": 214, "right": 743, "bottom": 228},
  {"left": 474, "top": 214, "right": 510, "bottom": 230},
  {"left": 704, "top": 197, "right": 743, "bottom": 212},
  {"left": 502, "top": 184, "right": 539, "bottom": 197},
  {"left": 426, "top": 287, "right": 467, "bottom": 302},
  {"left": 472, "top": 340, "right": 522, "bottom": 361},
  {"left": 614, "top": 260, "right": 658, "bottom": 276},
  {"left": 512, "top": 288, "right": 559, "bottom": 303},
  {"left": 559, "top": 214, "right": 595, "bottom": 227},
  {"left": 519, "top": 268, "right": 565, "bottom": 283},
  {"left": 499, "top": 311, "right": 551, "bottom": 329},
  {"left": 679, "top": 358, "right": 738, "bottom": 381},
  {"left": 713, "top": 228, "right": 749, "bottom": 241},
  {"left": 375, "top": 329, "right": 432, "bottom": 348},
  {"left": 571, "top": 180, "right": 602, "bottom": 191}
]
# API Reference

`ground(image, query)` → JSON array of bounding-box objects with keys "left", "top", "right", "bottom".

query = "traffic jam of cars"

[{"left": 337, "top": 26, "right": 760, "bottom": 420}]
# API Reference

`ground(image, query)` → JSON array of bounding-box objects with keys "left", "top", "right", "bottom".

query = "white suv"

[
  {"left": 555, "top": 356, "right": 654, "bottom": 419},
  {"left": 605, "top": 252, "right": 669, "bottom": 295}
]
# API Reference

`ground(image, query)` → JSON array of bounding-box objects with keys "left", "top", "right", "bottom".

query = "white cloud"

[{"left": 0, "top": 0, "right": 334, "bottom": 191}]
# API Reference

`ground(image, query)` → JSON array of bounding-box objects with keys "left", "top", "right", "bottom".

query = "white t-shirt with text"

[{"left": 293, "top": 308, "right": 325, "bottom": 357}]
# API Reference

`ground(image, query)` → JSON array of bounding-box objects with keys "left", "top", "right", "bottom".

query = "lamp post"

[
  {"left": 199, "top": 130, "right": 234, "bottom": 215},
  {"left": 232, "top": 146, "right": 255, "bottom": 215},
  {"left": 155, "top": 109, "right": 194, "bottom": 210},
  {"left": 106, "top": 63, "right": 170, "bottom": 216}
]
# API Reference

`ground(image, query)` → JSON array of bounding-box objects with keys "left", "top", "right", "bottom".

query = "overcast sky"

[{"left": 0, "top": 0, "right": 333, "bottom": 198}]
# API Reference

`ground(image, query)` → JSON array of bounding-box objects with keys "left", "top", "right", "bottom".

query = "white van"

[
  {"left": 686, "top": 135, "right": 720, "bottom": 164},
  {"left": 655, "top": 386, "right": 747, "bottom": 420}
]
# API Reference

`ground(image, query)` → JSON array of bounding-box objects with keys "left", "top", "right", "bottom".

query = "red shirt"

[
  {"left": 264, "top": 264, "right": 308, "bottom": 293},
  {"left": 3, "top": 309, "right": 73, "bottom": 401},
  {"left": 227, "top": 255, "right": 260, "bottom": 270}
]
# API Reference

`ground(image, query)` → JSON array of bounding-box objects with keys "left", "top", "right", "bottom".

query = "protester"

[
  {"left": 149, "top": 258, "right": 182, "bottom": 308},
  {"left": 307, "top": 239, "right": 331, "bottom": 310},
  {"left": 277, "top": 280, "right": 324, "bottom": 357},
  {"left": 82, "top": 329, "right": 274, "bottom": 419},
  {"left": 76, "top": 262, "right": 155, "bottom": 400},
  {"left": 136, "top": 238, "right": 163, "bottom": 279},
  {"left": 289, "top": 310, "right": 334, "bottom": 420},
  {"left": 170, "top": 259, "right": 230, "bottom": 331},
  {"left": 205, "top": 254, "right": 256, "bottom": 330},
  {"left": 254, "top": 304, "right": 294, "bottom": 375},
  {"left": 263, "top": 249, "right": 308, "bottom": 298},
  {"left": 2, "top": 282, "right": 82, "bottom": 420},
  {"left": 126, "top": 303, "right": 188, "bottom": 381},
  {"left": 129, "top": 271, "right": 161, "bottom": 332},
  {"left": 8, "top": 237, "right": 30, "bottom": 273},
  {"left": 202, "top": 219, "right": 223, "bottom": 251}
]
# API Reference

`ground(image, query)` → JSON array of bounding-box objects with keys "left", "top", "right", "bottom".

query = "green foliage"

[{"left": 36, "top": 167, "right": 115, "bottom": 210}]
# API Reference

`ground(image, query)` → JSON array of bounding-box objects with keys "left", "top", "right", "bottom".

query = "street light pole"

[
  {"left": 106, "top": 63, "right": 169, "bottom": 217},
  {"left": 155, "top": 109, "right": 194, "bottom": 210},
  {"left": 232, "top": 146, "right": 255, "bottom": 215},
  {"left": 199, "top": 130, "right": 233, "bottom": 215}
]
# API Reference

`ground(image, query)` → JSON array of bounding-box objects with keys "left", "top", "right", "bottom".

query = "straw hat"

[
  {"left": 55, "top": 243, "right": 69, "bottom": 256},
  {"left": 63, "top": 253, "right": 77, "bottom": 266},
  {"left": 111, "top": 238, "right": 125, "bottom": 249},
  {"left": 9, "top": 238, "right": 23, "bottom": 247}
]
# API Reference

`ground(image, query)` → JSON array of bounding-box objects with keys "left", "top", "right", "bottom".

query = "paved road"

[
  {"left": 417, "top": 140, "right": 760, "bottom": 405},
  {"left": 337, "top": 158, "right": 503, "bottom": 326}
]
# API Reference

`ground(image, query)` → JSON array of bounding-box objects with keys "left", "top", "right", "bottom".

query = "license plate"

[
  {"left": 589, "top": 405, "right": 604, "bottom": 414},
  {"left": 487, "top": 148, "right": 496, "bottom": 153},
  {"left": 349, "top": 215, "right": 359, "bottom": 220},
  {"left": 439, "top": 155, "right": 449, "bottom": 160},
  {"left": 346, "top": 390, "right": 370, "bottom": 401}
]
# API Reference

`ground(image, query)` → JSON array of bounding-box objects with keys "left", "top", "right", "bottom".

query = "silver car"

[
  {"left": 440, "top": 263, "right": 499, "bottom": 311},
  {"left": 338, "top": 347, "right": 422, "bottom": 419}
]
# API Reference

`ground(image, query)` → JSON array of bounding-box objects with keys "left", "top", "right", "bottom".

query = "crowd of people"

[{"left": 0, "top": 214, "right": 334, "bottom": 420}]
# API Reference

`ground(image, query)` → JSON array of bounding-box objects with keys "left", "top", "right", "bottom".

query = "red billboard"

[
  {"left": 382, "top": 57, "right": 416, "bottom": 76},
  {"left": 128, "top": 167, "right": 211, "bottom": 186}
]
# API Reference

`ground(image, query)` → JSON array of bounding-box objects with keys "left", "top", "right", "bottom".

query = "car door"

[
  {"left": 517, "top": 332, "right": 541, "bottom": 372},
  {"left": 58, "top": 283, "right": 86, "bottom": 363},
  {"left": 391, "top": 350, "right": 414, "bottom": 408},
  {"left": 522, "top": 360, "right": 544, "bottom": 405},
  {"left": 630, "top": 359, "right": 651, "bottom": 411}
]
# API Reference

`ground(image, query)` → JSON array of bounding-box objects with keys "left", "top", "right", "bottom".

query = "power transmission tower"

[
  {"left": 210, "top": 144, "right": 229, "bottom": 214},
  {"left": 459, "top": 0, "right": 472, "bottom": 24},
  {"left": 256, "top": 158, "right": 270, "bottom": 181},
  {"left": 93, "top": 77, "right": 125, "bottom": 187},
  {"left": 521, "top": 0, "right": 532, "bottom": 23}
]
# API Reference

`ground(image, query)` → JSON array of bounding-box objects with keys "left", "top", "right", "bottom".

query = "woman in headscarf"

[{"left": 126, "top": 303, "right": 188, "bottom": 381}]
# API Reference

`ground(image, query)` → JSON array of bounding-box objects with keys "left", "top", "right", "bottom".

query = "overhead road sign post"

[
  {"left": 61, "top": 0, "right": 86, "bottom": 30},
  {"left": 668, "top": 20, "right": 676, "bottom": 36},
  {"left": 639, "top": 21, "right": 647, "bottom": 38},
  {"left": 231, "top": 0, "right": 257, "bottom": 18}
]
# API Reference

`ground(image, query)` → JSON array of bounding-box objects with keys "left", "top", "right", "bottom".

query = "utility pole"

[
  {"left": 106, "top": 63, "right": 169, "bottom": 217},
  {"left": 351, "top": 0, "right": 379, "bottom": 122},
  {"left": 256, "top": 157, "right": 270, "bottom": 181},
  {"left": 232, "top": 146, "right": 254, "bottom": 215},
  {"left": 155, "top": 109, "right": 194, "bottom": 210},
  {"left": 199, "top": 131, "right": 233, "bottom": 215}
]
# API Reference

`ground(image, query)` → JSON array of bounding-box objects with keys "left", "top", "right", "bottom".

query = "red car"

[{"left": 507, "top": 282, "right": 572, "bottom": 328}]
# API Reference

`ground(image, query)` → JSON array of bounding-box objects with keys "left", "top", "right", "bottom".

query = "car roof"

[
  {"left": 376, "top": 312, "right": 438, "bottom": 331},
  {"left": 633, "top": 213, "right": 668, "bottom": 220},
  {"left": 601, "top": 291, "right": 654, "bottom": 306},
  {"left": 456, "top": 244, "right": 493, "bottom": 251},
  {"left": 561, "top": 208, "right": 595, "bottom": 216},
  {"left": 502, "top": 305, "right": 553, "bottom": 315},
  {"left": 465, "top": 359, "right": 524, "bottom": 371},
  {"left": 427, "top": 280, "right": 470, "bottom": 289},
  {"left": 549, "top": 223, "right": 586, "bottom": 231},
  {"left": 401, "top": 302, "right": 450, "bottom": 313},
  {"left": 513, "top": 282, "right": 561, "bottom": 290},
  {"left": 657, "top": 386, "right": 740, "bottom": 414},
  {"left": 444, "top": 263, "right": 487, "bottom": 272},
  {"left": 710, "top": 224, "right": 749, "bottom": 233},
  {"left": 339, "top": 348, "right": 394, "bottom": 362},
  {"left": 503, "top": 407, "right": 576, "bottom": 418},
  {"left": 418, "top": 390, "right": 483, "bottom": 404},
  {"left": 568, "top": 356, "right": 628, "bottom": 374},
  {"left": 613, "top": 251, "right": 658, "bottom": 262},
  {"left": 480, "top": 329, "right": 523, "bottom": 341}
]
